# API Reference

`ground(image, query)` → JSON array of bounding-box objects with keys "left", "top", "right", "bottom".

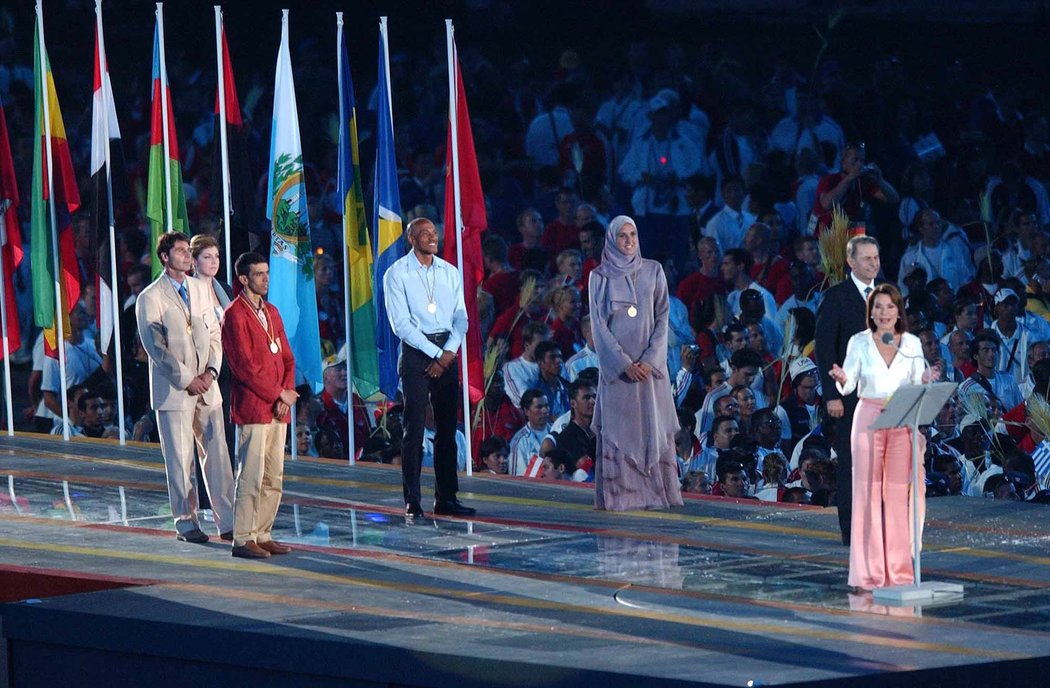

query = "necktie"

[
  {"left": 863, "top": 286, "right": 872, "bottom": 301},
  {"left": 178, "top": 283, "right": 189, "bottom": 305}
]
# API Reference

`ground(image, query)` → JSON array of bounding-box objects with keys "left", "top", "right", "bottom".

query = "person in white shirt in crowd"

[
  {"left": 723, "top": 249, "right": 777, "bottom": 319},
  {"left": 739, "top": 289, "right": 784, "bottom": 361},
  {"left": 1002, "top": 210, "right": 1044, "bottom": 281},
  {"left": 958, "top": 329, "right": 1024, "bottom": 413},
  {"left": 703, "top": 176, "right": 755, "bottom": 252},
  {"left": 794, "top": 149, "right": 823, "bottom": 236},
  {"left": 717, "top": 321, "right": 750, "bottom": 377},
  {"left": 503, "top": 321, "right": 549, "bottom": 407},
  {"left": 618, "top": 88, "right": 704, "bottom": 262},
  {"left": 939, "top": 298, "right": 980, "bottom": 346},
  {"left": 594, "top": 74, "right": 647, "bottom": 175},
  {"left": 990, "top": 288, "right": 1037, "bottom": 384},
  {"left": 682, "top": 414, "right": 739, "bottom": 479},
  {"left": 49, "top": 385, "right": 87, "bottom": 437},
  {"left": 508, "top": 389, "right": 552, "bottom": 477},
  {"left": 897, "top": 208, "right": 975, "bottom": 293},
  {"left": 767, "top": 88, "right": 845, "bottom": 164},
  {"left": 525, "top": 83, "right": 574, "bottom": 170},
  {"left": 776, "top": 262, "right": 822, "bottom": 330},
  {"left": 564, "top": 313, "right": 598, "bottom": 381},
  {"left": 1019, "top": 340, "right": 1050, "bottom": 398},
  {"left": 696, "top": 348, "right": 763, "bottom": 434},
  {"left": 40, "top": 304, "right": 102, "bottom": 432}
]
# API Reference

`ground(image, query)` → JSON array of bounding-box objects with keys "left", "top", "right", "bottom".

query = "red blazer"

[{"left": 222, "top": 298, "right": 296, "bottom": 425}]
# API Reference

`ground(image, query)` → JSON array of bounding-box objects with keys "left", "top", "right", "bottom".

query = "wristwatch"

[{"left": 207, "top": 366, "right": 219, "bottom": 378}]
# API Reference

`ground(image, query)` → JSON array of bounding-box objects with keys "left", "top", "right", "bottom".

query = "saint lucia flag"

[
  {"left": 372, "top": 17, "right": 405, "bottom": 400},
  {"left": 265, "top": 10, "right": 322, "bottom": 391}
]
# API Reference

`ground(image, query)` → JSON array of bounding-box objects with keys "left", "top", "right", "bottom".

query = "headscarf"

[{"left": 593, "top": 215, "right": 642, "bottom": 307}]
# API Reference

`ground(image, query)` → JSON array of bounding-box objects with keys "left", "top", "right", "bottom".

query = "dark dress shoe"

[
  {"left": 177, "top": 529, "right": 209, "bottom": 544},
  {"left": 405, "top": 501, "right": 425, "bottom": 518},
  {"left": 433, "top": 499, "right": 475, "bottom": 516},
  {"left": 257, "top": 540, "right": 292, "bottom": 555},
  {"left": 219, "top": 531, "right": 233, "bottom": 542},
  {"left": 232, "top": 541, "right": 271, "bottom": 559}
]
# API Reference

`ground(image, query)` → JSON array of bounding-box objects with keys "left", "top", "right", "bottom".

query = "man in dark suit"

[{"left": 814, "top": 235, "right": 880, "bottom": 546}]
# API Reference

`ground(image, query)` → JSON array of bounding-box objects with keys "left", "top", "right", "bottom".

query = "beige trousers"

[
  {"left": 233, "top": 421, "right": 287, "bottom": 547},
  {"left": 156, "top": 401, "right": 235, "bottom": 535}
]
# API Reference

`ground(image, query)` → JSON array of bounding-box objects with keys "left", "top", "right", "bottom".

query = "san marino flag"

[{"left": 265, "top": 9, "right": 322, "bottom": 391}]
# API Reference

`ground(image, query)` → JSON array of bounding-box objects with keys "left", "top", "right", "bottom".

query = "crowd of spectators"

[{"left": 2, "top": 6, "right": 1049, "bottom": 505}]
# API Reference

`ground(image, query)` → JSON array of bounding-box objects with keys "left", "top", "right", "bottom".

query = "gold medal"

[
  {"left": 269, "top": 341, "right": 279, "bottom": 354},
  {"left": 427, "top": 302, "right": 437, "bottom": 314},
  {"left": 627, "top": 305, "right": 638, "bottom": 318}
]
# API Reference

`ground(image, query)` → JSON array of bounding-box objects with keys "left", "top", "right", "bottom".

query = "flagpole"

[
  {"left": 0, "top": 214, "right": 12, "bottom": 436},
  {"left": 96, "top": 0, "right": 126, "bottom": 444},
  {"left": 36, "top": 1, "right": 70, "bottom": 441},
  {"left": 156, "top": 3, "right": 174, "bottom": 233},
  {"left": 214, "top": 6, "right": 233, "bottom": 285},
  {"left": 446, "top": 20, "right": 472, "bottom": 476},
  {"left": 337, "top": 12, "right": 355, "bottom": 466}
]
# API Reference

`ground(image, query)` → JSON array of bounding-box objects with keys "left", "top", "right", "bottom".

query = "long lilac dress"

[{"left": 590, "top": 243, "right": 683, "bottom": 511}]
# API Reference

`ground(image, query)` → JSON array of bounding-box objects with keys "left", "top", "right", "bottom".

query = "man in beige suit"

[{"left": 136, "top": 232, "right": 235, "bottom": 543}]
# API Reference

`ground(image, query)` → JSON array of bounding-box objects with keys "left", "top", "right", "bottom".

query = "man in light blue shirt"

[{"left": 383, "top": 218, "right": 473, "bottom": 519}]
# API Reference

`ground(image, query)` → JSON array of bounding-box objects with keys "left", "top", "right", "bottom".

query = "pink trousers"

[{"left": 848, "top": 398, "right": 926, "bottom": 589}]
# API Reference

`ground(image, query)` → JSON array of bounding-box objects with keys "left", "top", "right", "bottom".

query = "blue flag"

[
  {"left": 372, "top": 17, "right": 405, "bottom": 399},
  {"left": 266, "top": 10, "right": 322, "bottom": 391}
]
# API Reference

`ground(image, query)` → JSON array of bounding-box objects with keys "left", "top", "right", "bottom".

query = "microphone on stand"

[{"left": 881, "top": 332, "right": 938, "bottom": 381}]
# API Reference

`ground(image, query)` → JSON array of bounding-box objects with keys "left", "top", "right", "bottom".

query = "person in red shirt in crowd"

[
  {"left": 488, "top": 270, "right": 549, "bottom": 360},
  {"left": 547, "top": 285, "right": 583, "bottom": 358},
  {"left": 578, "top": 220, "right": 605, "bottom": 290},
  {"left": 811, "top": 142, "right": 899, "bottom": 233},
  {"left": 677, "top": 236, "right": 725, "bottom": 312},
  {"left": 471, "top": 370, "right": 526, "bottom": 454},
  {"left": 508, "top": 208, "right": 549, "bottom": 270},
  {"left": 481, "top": 235, "right": 520, "bottom": 316},
  {"left": 542, "top": 187, "right": 582, "bottom": 258},
  {"left": 744, "top": 222, "right": 790, "bottom": 303},
  {"left": 315, "top": 353, "right": 371, "bottom": 461}
]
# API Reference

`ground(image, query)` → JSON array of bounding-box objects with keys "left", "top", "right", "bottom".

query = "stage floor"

[{"left": 1, "top": 434, "right": 1049, "bottom": 687}]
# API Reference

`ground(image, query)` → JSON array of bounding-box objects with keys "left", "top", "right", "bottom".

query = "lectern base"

[{"left": 872, "top": 580, "right": 965, "bottom": 605}]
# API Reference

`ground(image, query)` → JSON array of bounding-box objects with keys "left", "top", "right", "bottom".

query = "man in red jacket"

[{"left": 222, "top": 252, "right": 299, "bottom": 560}]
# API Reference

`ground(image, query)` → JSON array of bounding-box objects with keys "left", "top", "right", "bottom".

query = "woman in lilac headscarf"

[{"left": 589, "top": 216, "right": 683, "bottom": 510}]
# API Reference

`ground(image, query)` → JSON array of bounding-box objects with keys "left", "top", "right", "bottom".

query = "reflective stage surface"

[{"left": 2, "top": 435, "right": 1050, "bottom": 686}]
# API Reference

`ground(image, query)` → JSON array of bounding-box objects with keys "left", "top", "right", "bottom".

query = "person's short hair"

[
  {"left": 953, "top": 297, "right": 976, "bottom": 317},
  {"left": 533, "top": 340, "right": 562, "bottom": 364},
  {"left": 723, "top": 320, "right": 747, "bottom": 341},
  {"left": 1032, "top": 358, "right": 1050, "bottom": 397},
  {"left": 846, "top": 235, "right": 879, "bottom": 260},
  {"left": 76, "top": 392, "right": 99, "bottom": 413},
  {"left": 545, "top": 448, "right": 574, "bottom": 473},
  {"left": 405, "top": 217, "right": 434, "bottom": 240},
  {"left": 567, "top": 378, "right": 595, "bottom": 401},
  {"left": 729, "top": 348, "right": 763, "bottom": 370},
  {"left": 576, "top": 366, "right": 599, "bottom": 385},
  {"left": 701, "top": 367, "right": 724, "bottom": 387},
  {"left": 793, "top": 235, "right": 818, "bottom": 253},
  {"left": 156, "top": 231, "right": 190, "bottom": 263},
  {"left": 189, "top": 233, "right": 219, "bottom": 260},
  {"left": 478, "top": 436, "right": 509, "bottom": 460},
  {"left": 751, "top": 406, "right": 779, "bottom": 431},
  {"left": 972, "top": 328, "right": 1003, "bottom": 358},
  {"left": 126, "top": 263, "right": 151, "bottom": 285},
  {"left": 482, "top": 234, "right": 509, "bottom": 263},
  {"left": 235, "top": 252, "right": 267, "bottom": 278},
  {"left": 520, "top": 388, "right": 545, "bottom": 412},
  {"left": 579, "top": 220, "right": 605, "bottom": 243},
  {"left": 677, "top": 407, "right": 697, "bottom": 432},
  {"left": 516, "top": 208, "right": 542, "bottom": 227},
  {"left": 711, "top": 415, "right": 735, "bottom": 436},
  {"left": 724, "top": 248, "right": 753, "bottom": 273},
  {"left": 865, "top": 283, "right": 906, "bottom": 335},
  {"left": 933, "top": 453, "right": 961, "bottom": 472},
  {"left": 716, "top": 460, "right": 747, "bottom": 484},
  {"left": 546, "top": 285, "right": 578, "bottom": 310},
  {"left": 521, "top": 320, "right": 550, "bottom": 346},
  {"left": 721, "top": 175, "right": 744, "bottom": 191}
]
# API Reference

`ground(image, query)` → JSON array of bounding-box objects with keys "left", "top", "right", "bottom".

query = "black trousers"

[
  {"left": 831, "top": 395, "right": 858, "bottom": 546},
  {"left": 400, "top": 341, "right": 460, "bottom": 506}
]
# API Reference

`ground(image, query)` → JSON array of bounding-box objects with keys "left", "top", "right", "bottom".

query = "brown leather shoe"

[
  {"left": 257, "top": 540, "right": 292, "bottom": 555},
  {"left": 232, "top": 541, "right": 271, "bottom": 559}
]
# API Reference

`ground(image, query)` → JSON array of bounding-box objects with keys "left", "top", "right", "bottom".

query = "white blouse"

[{"left": 836, "top": 331, "right": 926, "bottom": 400}]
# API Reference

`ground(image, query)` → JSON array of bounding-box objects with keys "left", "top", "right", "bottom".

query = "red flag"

[
  {"left": 0, "top": 95, "right": 23, "bottom": 357},
  {"left": 443, "top": 47, "right": 487, "bottom": 403}
]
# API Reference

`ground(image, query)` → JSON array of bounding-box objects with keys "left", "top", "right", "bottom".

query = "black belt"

[{"left": 423, "top": 331, "right": 450, "bottom": 347}]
